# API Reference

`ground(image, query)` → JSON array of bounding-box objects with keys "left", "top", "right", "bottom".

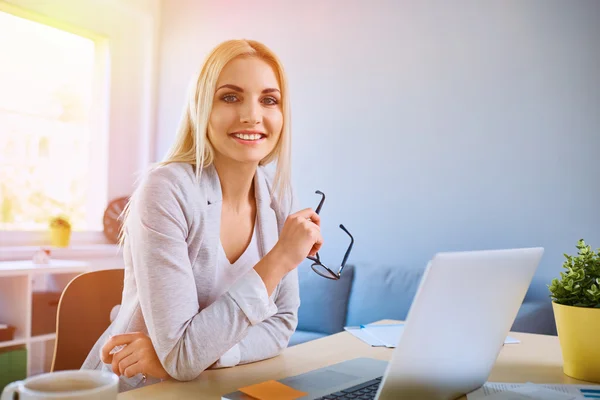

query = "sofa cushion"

[
  {"left": 288, "top": 330, "right": 328, "bottom": 347},
  {"left": 511, "top": 300, "right": 557, "bottom": 335},
  {"left": 346, "top": 263, "right": 425, "bottom": 327},
  {"left": 296, "top": 262, "right": 355, "bottom": 335}
]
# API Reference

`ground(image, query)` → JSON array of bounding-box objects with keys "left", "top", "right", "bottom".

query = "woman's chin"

[
  {"left": 224, "top": 151, "right": 268, "bottom": 166},
  {"left": 213, "top": 143, "right": 274, "bottom": 166}
]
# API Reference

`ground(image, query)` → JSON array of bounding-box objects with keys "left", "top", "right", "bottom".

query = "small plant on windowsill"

[
  {"left": 49, "top": 214, "right": 72, "bottom": 248},
  {"left": 548, "top": 239, "right": 600, "bottom": 383}
]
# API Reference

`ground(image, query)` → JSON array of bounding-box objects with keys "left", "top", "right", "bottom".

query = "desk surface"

[
  {"left": 0, "top": 259, "right": 91, "bottom": 276},
  {"left": 118, "top": 320, "right": 593, "bottom": 400}
]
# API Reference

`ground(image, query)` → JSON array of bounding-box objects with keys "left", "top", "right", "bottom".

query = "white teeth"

[{"left": 234, "top": 133, "right": 263, "bottom": 141}]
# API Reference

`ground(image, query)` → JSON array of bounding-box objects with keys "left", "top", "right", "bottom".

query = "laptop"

[{"left": 222, "top": 247, "right": 544, "bottom": 400}]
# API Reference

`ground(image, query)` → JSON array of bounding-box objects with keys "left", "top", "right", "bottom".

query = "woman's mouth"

[{"left": 230, "top": 132, "right": 267, "bottom": 145}]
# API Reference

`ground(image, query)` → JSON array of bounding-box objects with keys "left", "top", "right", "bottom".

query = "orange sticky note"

[{"left": 239, "top": 380, "right": 308, "bottom": 400}]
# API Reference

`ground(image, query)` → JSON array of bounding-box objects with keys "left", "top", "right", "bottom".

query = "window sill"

[{"left": 1, "top": 230, "right": 112, "bottom": 246}]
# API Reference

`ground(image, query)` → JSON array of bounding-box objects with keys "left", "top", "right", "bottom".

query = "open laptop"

[{"left": 222, "top": 247, "right": 544, "bottom": 400}]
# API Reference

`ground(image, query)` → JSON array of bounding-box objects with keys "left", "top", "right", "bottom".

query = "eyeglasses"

[{"left": 307, "top": 190, "right": 354, "bottom": 280}]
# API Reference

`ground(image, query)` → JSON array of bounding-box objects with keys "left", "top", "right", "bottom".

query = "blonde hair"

[{"left": 118, "top": 39, "right": 292, "bottom": 245}]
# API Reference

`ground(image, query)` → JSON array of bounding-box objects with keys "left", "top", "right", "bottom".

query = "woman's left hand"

[{"left": 101, "top": 332, "right": 170, "bottom": 380}]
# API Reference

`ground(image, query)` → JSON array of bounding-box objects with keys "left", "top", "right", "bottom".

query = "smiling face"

[{"left": 208, "top": 56, "right": 283, "bottom": 166}]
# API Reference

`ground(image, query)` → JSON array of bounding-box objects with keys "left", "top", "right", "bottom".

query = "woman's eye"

[
  {"left": 222, "top": 94, "right": 238, "bottom": 103},
  {"left": 262, "top": 96, "right": 278, "bottom": 105}
]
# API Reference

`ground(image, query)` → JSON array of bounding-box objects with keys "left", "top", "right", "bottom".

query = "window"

[
  {"left": 0, "top": 10, "right": 109, "bottom": 233},
  {"left": 0, "top": 0, "right": 157, "bottom": 250}
]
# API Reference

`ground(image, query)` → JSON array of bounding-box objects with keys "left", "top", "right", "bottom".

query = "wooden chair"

[{"left": 51, "top": 268, "right": 124, "bottom": 371}]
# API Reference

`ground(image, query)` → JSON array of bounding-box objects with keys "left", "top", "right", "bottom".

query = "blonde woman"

[{"left": 81, "top": 39, "right": 324, "bottom": 391}]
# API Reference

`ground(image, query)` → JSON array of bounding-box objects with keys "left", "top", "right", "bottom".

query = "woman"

[{"left": 81, "top": 39, "right": 324, "bottom": 391}]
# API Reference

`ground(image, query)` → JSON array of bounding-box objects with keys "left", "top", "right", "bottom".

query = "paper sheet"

[
  {"left": 467, "top": 382, "right": 600, "bottom": 399},
  {"left": 344, "top": 324, "right": 520, "bottom": 348}
]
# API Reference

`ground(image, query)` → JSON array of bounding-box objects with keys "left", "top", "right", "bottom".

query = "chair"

[{"left": 51, "top": 268, "right": 124, "bottom": 371}]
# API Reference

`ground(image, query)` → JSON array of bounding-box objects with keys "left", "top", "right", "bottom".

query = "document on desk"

[
  {"left": 344, "top": 324, "right": 520, "bottom": 348},
  {"left": 467, "top": 382, "right": 600, "bottom": 399}
]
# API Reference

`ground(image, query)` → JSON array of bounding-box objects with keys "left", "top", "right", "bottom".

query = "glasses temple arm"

[
  {"left": 315, "top": 190, "right": 325, "bottom": 215},
  {"left": 339, "top": 224, "right": 354, "bottom": 269}
]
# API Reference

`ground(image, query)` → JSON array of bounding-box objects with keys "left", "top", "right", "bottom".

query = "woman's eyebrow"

[
  {"left": 216, "top": 84, "right": 280, "bottom": 94},
  {"left": 262, "top": 88, "right": 280, "bottom": 94},
  {"left": 216, "top": 84, "right": 243, "bottom": 92}
]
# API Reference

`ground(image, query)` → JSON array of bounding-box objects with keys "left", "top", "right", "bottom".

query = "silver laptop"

[{"left": 222, "top": 247, "right": 544, "bottom": 400}]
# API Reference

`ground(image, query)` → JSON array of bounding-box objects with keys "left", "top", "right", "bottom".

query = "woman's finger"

[
  {"left": 294, "top": 208, "right": 320, "bottom": 224},
  {"left": 118, "top": 352, "right": 139, "bottom": 376},
  {"left": 100, "top": 333, "right": 141, "bottom": 363},
  {"left": 308, "top": 230, "right": 324, "bottom": 256},
  {"left": 111, "top": 344, "right": 136, "bottom": 375},
  {"left": 123, "top": 361, "right": 143, "bottom": 379},
  {"left": 307, "top": 212, "right": 321, "bottom": 227}
]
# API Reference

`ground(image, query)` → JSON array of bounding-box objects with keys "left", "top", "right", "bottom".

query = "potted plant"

[
  {"left": 548, "top": 239, "right": 600, "bottom": 383},
  {"left": 49, "top": 215, "right": 72, "bottom": 248}
]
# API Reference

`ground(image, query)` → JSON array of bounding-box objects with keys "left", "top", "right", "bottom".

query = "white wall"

[{"left": 154, "top": 0, "right": 600, "bottom": 298}]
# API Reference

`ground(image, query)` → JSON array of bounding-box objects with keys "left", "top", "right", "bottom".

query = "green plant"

[{"left": 549, "top": 239, "right": 600, "bottom": 307}]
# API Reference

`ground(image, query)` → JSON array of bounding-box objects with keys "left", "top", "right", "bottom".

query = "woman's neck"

[{"left": 212, "top": 157, "right": 257, "bottom": 213}]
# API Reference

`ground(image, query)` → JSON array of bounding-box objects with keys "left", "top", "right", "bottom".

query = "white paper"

[
  {"left": 343, "top": 326, "right": 392, "bottom": 347},
  {"left": 481, "top": 384, "right": 582, "bottom": 400},
  {"left": 467, "top": 382, "right": 600, "bottom": 399},
  {"left": 504, "top": 336, "right": 520, "bottom": 344},
  {"left": 344, "top": 324, "right": 520, "bottom": 348}
]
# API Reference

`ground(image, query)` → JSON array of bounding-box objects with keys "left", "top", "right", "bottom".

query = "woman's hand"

[
  {"left": 273, "top": 207, "right": 323, "bottom": 271},
  {"left": 100, "top": 332, "right": 170, "bottom": 381},
  {"left": 254, "top": 208, "right": 323, "bottom": 295}
]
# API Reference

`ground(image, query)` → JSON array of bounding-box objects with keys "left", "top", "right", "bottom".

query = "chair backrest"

[{"left": 51, "top": 268, "right": 124, "bottom": 372}]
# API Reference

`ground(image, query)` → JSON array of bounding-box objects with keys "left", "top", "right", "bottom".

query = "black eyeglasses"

[{"left": 307, "top": 190, "right": 354, "bottom": 280}]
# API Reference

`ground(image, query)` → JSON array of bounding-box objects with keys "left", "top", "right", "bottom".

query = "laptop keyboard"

[{"left": 315, "top": 376, "right": 383, "bottom": 400}]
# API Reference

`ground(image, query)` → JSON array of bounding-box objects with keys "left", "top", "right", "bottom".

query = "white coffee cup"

[{"left": 1, "top": 370, "right": 118, "bottom": 400}]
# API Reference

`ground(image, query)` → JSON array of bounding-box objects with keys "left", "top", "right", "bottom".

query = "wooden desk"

[{"left": 118, "top": 320, "right": 594, "bottom": 400}]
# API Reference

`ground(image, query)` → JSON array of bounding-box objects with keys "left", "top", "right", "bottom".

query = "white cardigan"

[{"left": 81, "top": 162, "right": 300, "bottom": 391}]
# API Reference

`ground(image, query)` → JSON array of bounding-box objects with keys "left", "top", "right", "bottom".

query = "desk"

[{"left": 118, "top": 320, "right": 594, "bottom": 400}]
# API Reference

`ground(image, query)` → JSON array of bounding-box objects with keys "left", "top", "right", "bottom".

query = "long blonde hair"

[{"left": 118, "top": 39, "right": 292, "bottom": 244}]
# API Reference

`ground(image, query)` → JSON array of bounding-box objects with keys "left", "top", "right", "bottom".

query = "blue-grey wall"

[{"left": 155, "top": 0, "right": 600, "bottom": 301}]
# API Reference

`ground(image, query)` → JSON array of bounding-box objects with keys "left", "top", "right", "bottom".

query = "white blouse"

[
  {"left": 210, "top": 221, "right": 264, "bottom": 368},
  {"left": 210, "top": 221, "right": 262, "bottom": 306}
]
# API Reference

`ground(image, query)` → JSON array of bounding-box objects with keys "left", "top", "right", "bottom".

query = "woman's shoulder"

[
  {"left": 143, "top": 162, "right": 196, "bottom": 186},
  {"left": 134, "top": 162, "right": 206, "bottom": 205}
]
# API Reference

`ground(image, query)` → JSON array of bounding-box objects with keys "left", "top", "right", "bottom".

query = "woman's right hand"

[
  {"left": 255, "top": 208, "right": 323, "bottom": 295},
  {"left": 273, "top": 208, "right": 323, "bottom": 272}
]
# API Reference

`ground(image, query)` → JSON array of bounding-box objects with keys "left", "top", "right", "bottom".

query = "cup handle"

[{"left": 1, "top": 380, "right": 22, "bottom": 400}]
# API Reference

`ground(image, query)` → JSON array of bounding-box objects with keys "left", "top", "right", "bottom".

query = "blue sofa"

[{"left": 289, "top": 262, "right": 557, "bottom": 347}]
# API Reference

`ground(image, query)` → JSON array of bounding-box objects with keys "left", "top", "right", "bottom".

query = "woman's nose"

[{"left": 239, "top": 102, "right": 261, "bottom": 125}]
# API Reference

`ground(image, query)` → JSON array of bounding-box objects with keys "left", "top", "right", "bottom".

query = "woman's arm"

[
  {"left": 239, "top": 267, "right": 299, "bottom": 363},
  {"left": 211, "top": 268, "right": 300, "bottom": 368}
]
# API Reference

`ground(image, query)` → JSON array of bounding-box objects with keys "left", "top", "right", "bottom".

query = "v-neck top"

[
  {"left": 219, "top": 221, "right": 260, "bottom": 267},
  {"left": 210, "top": 221, "right": 262, "bottom": 305}
]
